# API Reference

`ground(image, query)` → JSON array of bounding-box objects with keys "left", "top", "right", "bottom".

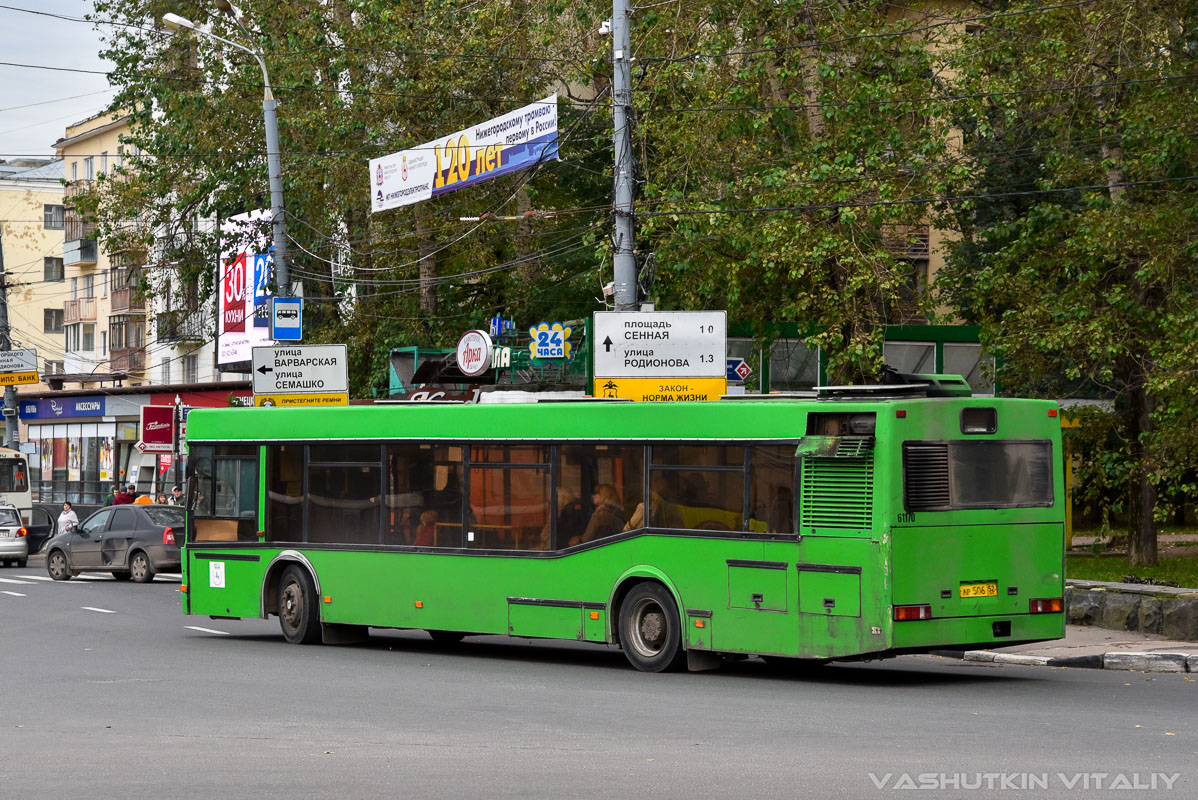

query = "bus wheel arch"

[
  {"left": 609, "top": 569, "right": 687, "bottom": 672},
  {"left": 261, "top": 551, "right": 322, "bottom": 619}
]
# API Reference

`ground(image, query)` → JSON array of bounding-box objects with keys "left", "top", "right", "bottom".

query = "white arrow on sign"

[{"left": 251, "top": 344, "right": 348, "bottom": 395}]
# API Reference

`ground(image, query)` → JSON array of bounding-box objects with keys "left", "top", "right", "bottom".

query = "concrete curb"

[{"left": 934, "top": 649, "right": 1197, "bottom": 673}]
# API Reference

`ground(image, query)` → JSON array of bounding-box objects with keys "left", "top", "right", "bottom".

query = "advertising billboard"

[
  {"left": 369, "top": 95, "right": 559, "bottom": 214},
  {"left": 217, "top": 210, "right": 274, "bottom": 368}
]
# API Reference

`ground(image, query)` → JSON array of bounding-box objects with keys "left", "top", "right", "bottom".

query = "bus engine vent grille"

[
  {"left": 834, "top": 436, "right": 875, "bottom": 458},
  {"left": 800, "top": 456, "right": 874, "bottom": 530},
  {"left": 902, "top": 442, "right": 951, "bottom": 510}
]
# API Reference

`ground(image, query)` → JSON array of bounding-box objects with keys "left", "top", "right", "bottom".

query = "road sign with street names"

[
  {"left": 0, "top": 348, "right": 38, "bottom": 386},
  {"left": 593, "top": 311, "right": 726, "bottom": 378},
  {"left": 252, "top": 344, "right": 348, "bottom": 398}
]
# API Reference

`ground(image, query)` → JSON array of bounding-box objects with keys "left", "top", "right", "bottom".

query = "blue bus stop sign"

[{"left": 270, "top": 297, "right": 303, "bottom": 341}]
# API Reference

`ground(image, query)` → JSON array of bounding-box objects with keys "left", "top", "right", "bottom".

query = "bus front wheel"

[
  {"left": 619, "top": 583, "right": 686, "bottom": 672},
  {"left": 278, "top": 565, "right": 321, "bottom": 644}
]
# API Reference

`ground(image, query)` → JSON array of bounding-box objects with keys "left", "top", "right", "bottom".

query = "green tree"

[
  {"left": 88, "top": 0, "right": 610, "bottom": 394},
  {"left": 937, "top": 1, "right": 1198, "bottom": 565},
  {"left": 628, "top": 0, "right": 960, "bottom": 381}
]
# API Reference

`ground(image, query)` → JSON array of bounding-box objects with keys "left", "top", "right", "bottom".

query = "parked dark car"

[{"left": 44, "top": 505, "right": 184, "bottom": 583}]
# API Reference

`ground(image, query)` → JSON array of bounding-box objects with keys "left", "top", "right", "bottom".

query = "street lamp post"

[{"left": 163, "top": 7, "right": 290, "bottom": 298}]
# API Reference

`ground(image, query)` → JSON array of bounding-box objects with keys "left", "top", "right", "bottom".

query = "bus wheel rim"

[
  {"left": 629, "top": 597, "right": 667, "bottom": 657},
  {"left": 281, "top": 582, "right": 303, "bottom": 631}
]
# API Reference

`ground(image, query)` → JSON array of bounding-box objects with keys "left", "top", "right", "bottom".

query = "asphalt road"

[{"left": 0, "top": 563, "right": 1193, "bottom": 799}]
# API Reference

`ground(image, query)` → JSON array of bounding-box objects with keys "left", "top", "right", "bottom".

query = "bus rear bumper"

[{"left": 891, "top": 612, "right": 1065, "bottom": 652}]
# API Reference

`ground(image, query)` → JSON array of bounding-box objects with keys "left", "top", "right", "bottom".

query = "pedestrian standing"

[{"left": 57, "top": 501, "right": 78, "bottom": 535}]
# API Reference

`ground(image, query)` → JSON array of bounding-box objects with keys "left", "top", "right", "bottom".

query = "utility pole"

[
  {"left": 611, "top": 0, "right": 638, "bottom": 311},
  {"left": 0, "top": 230, "right": 16, "bottom": 448},
  {"left": 163, "top": 5, "right": 290, "bottom": 298}
]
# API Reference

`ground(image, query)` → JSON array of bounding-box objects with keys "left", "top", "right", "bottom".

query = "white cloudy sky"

[{"left": 0, "top": 1, "right": 114, "bottom": 158}]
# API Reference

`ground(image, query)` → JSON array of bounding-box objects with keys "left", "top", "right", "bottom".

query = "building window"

[
  {"left": 81, "top": 323, "right": 95, "bottom": 352},
  {"left": 71, "top": 162, "right": 77, "bottom": 181},
  {"left": 100, "top": 330, "right": 107, "bottom": 354},
  {"left": 100, "top": 151, "right": 108, "bottom": 174},
  {"left": 160, "top": 357, "right": 171, "bottom": 385},
  {"left": 101, "top": 269, "right": 108, "bottom": 297},
  {"left": 43, "top": 204, "right": 65, "bottom": 230},
  {"left": 43, "top": 360, "right": 64, "bottom": 376},
  {"left": 183, "top": 354, "right": 199, "bottom": 384},
  {"left": 70, "top": 277, "right": 78, "bottom": 301},
  {"left": 82, "top": 274, "right": 94, "bottom": 299},
  {"left": 44, "top": 309, "right": 64, "bottom": 333},
  {"left": 84, "top": 156, "right": 94, "bottom": 181},
  {"left": 44, "top": 257, "right": 64, "bottom": 281},
  {"left": 65, "top": 323, "right": 80, "bottom": 353}
]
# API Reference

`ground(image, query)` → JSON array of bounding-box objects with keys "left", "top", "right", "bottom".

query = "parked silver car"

[
  {"left": 0, "top": 505, "right": 28, "bottom": 568},
  {"left": 44, "top": 505, "right": 184, "bottom": 582}
]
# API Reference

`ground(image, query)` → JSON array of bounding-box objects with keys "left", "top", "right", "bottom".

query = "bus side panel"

[
  {"left": 184, "top": 550, "right": 270, "bottom": 619},
  {"left": 793, "top": 536, "right": 890, "bottom": 659}
]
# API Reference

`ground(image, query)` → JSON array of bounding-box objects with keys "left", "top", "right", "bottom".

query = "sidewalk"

[{"left": 934, "top": 625, "right": 1198, "bottom": 673}]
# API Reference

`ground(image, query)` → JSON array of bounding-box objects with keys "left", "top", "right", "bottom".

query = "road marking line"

[
  {"left": 184, "top": 625, "right": 230, "bottom": 635},
  {"left": 24, "top": 575, "right": 53, "bottom": 581},
  {"left": 75, "top": 575, "right": 114, "bottom": 581},
  {"left": 81, "top": 606, "right": 116, "bottom": 614},
  {"left": 2, "top": 590, "right": 26, "bottom": 597},
  {"left": 0, "top": 577, "right": 34, "bottom": 585}
]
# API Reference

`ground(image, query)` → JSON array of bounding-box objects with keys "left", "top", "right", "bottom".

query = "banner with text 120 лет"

[{"left": 369, "top": 95, "right": 559, "bottom": 213}]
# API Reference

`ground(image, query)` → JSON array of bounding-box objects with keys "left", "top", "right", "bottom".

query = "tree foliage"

[
  {"left": 936, "top": 0, "right": 1198, "bottom": 564},
  {"left": 83, "top": 1, "right": 1198, "bottom": 559}
]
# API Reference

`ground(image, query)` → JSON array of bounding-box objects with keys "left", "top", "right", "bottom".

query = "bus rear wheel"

[
  {"left": 619, "top": 583, "right": 685, "bottom": 672},
  {"left": 278, "top": 565, "right": 321, "bottom": 644}
]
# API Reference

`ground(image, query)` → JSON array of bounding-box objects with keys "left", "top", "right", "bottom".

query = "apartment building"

[
  {"left": 0, "top": 158, "right": 67, "bottom": 396},
  {"left": 18, "top": 114, "right": 251, "bottom": 506}
]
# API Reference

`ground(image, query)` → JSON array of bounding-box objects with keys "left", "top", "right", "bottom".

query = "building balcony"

[
  {"left": 882, "top": 225, "right": 931, "bottom": 260},
  {"left": 110, "top": 287, "right": 145, "bottom": 313},
  {"left": 64, "top": 237, "right": 98, "bottom": 267},
  {"left": 63, "top": 297, "right": 97, "bottom": 324},
  {"left": 155, "top": 310, "right": 204, "bottom": 344},
  {"left": 109, "top": 347, "right": 146, "bottom": 373},
  {"left": 64, "top": 352, "right": 101, "bottom": 376}
]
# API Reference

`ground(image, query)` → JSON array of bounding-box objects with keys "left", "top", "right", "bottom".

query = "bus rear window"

[
  {"left": 0, "top": 459, "right": 29, "bottom": 493},
  {"left": 904, "top": 440, "right": 1053, "bottom": 510}
]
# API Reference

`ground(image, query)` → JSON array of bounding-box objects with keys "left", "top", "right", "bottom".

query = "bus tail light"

[
  {"left": 1029, "top": 598, "right": 1062, "bottom": 614},
  {"left": 893, "top": 604, "right": 932, "bottom": 621},
  {"left": 16, "top": 527, "right": 27, "bottom": 537},
  {"left": 163, "top": 527, "right": 176, "bottom": 546}
]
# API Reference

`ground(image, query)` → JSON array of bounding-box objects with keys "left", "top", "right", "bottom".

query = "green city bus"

[{"left": 180, "top": 387, "right": 1065, "bottom": 671}]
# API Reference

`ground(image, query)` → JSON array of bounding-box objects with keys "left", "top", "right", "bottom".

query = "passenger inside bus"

[{"left": 570, "top": 484, "right": 625, "bottom": 546}]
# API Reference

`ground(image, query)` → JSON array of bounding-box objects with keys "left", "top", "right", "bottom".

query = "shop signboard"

[{"left": 137, "top": 405, "right": 175, "bottom": 453}]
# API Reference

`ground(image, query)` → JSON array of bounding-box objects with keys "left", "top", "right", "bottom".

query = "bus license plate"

[{"left": 960, "top": 583, "right": 998, "bottom": 598}]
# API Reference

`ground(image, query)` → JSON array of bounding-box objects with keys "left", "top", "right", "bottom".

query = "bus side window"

[
  {"left": 749, "top": 446, "right": 798, "bottom": 534},
  {"left": 648, "top": 444, "right": 745, "bottom": 531},
  {"left": 468, "top": 445, "right": 549, "bottom": 552},
  {"left": 556, "top": 445, "right": 643, "bottom": 548}
]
